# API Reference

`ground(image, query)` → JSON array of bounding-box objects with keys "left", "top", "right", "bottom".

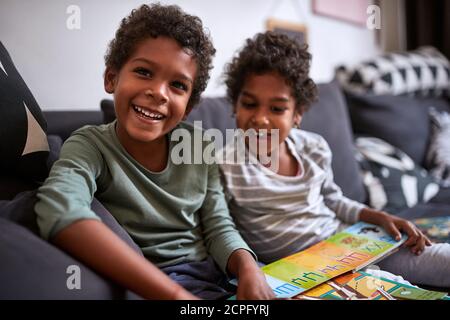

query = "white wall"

[{"left": 0, "top": 0, "right": 380, "bottom": 110}]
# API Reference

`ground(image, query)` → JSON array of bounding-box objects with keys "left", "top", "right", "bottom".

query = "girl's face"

[
  {"left": 235, "top": 71, "right": 302, "bottom": 152},
  {"left": 104, "top": 36, "right": 197, "bottom": 150}
]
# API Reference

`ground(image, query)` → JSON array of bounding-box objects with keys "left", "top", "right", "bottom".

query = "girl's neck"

[{"left": 261, "top": 140, "right": 300, "bottom": 177}]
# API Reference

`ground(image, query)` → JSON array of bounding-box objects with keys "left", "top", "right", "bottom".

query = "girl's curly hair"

[
  {"left": 104, "top": 3, "right": 216, "bottom": 108},
  {"left": 224, "top": 31, "right": 317, "bottom": 113}
]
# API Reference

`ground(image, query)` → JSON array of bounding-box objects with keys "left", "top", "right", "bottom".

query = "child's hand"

[
  {"left": 227, "top": 249, "right": 275, "bottom": 300},
  {"left": 359, "top": 208, "right": 432, "bottom": 255},
  {"left": 236, "top": 266, "right": 275, "bottom": 300}
]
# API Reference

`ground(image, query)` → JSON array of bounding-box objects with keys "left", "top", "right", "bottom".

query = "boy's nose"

[{"left": 145, "top": 83, "right": 168, "bottom": 105}]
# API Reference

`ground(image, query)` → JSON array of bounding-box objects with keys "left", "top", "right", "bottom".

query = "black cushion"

[
  {"left": 0, "top": 217, "right": 132, "bottom": 299},
  {"left": 0, "top": 190, "right": 143, "bottom": 299},
  {"left": 43, "top": 110, "right": 104, "bottom": 141},
  {"left": 301, "top": 81, "right": 367, "bottom": 203},
  {"left": 0, "top": 190, "right": 142, "bottom": 254},
  {"left": 354, "top": 137, "right": 439, "bottom": 214},
  {"left": 345, "top": 92, "right": 450, "bottom": 166},
  {"left": 100, "top": 99, "right": 116, "bottom": 124},
  {"left": 0, "top": 41, "right": 49, "bottom": 182}
]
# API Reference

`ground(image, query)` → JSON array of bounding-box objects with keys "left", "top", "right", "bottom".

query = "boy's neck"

[{"left": 116, "top": 127, "right": 169, "bottom": 173}]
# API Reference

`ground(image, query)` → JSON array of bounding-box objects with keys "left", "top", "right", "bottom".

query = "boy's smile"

[{"left": 104, "top": 36, "right": 197, "bottom": 164}]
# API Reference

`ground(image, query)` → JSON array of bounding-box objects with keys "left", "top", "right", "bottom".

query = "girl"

[{"left": 220, "top": 31, "right": 450, "bottom": 287}]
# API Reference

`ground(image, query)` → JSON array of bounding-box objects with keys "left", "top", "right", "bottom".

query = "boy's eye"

[
  {"left": 271, "top": 106, "right": 287, "bottom": 113},
  {"left": 134, "top": 67, "right": 152, "bottom": 77},
  {"left": 171, "top": 81, "right": 188, "bottom": 91}
]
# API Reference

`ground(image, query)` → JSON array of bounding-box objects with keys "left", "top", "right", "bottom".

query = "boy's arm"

[
  {"left": 53, "top": 219, "right": 197, "bottom": 300},
  {"left": 200, "top": 163, "right": 274, "bottom": 299},
  {"left": 226, "top": 249, "right": 274, "bottom": 300}
]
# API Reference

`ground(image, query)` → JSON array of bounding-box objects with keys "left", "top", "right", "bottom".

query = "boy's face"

[
  {"left": 235, "top": 71, "right": 301, "bottom": 151},
  {"left": 104, "top": 36, "right": 197, "bottom": 147}
]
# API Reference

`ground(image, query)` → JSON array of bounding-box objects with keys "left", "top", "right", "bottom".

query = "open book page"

[
  {"left": 260, "top": 222, "right": 407, "bottom": 298},
  {"left": 293, "top": 271, "right": 449, "bottom": 300}
]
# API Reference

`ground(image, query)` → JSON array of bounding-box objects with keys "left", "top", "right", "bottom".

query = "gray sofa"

[{"left": 1, "top": 81, "right": 449, "bottom": 299}]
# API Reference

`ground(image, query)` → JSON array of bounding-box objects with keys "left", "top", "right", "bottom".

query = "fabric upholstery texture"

[
  {"left": 426, "top": 108, "right": 450, "bottom": 187},
  {"left": 345, "top": 92, "right": 450, "bottom": 165},
  {"left": 0, "top": 190, "right": 142, "bottom": 299},
  {"left": 301, "top": 81, "right": 367, "bottom": 203},
  {"left": 0, "top": 41, "right": 49, "bottom": 182},
  {"left": 336, "top": 46, "right": 450, "bottom": 97},
  {"left": 355, "top": 137, "right": 439, "bottom": 214}
]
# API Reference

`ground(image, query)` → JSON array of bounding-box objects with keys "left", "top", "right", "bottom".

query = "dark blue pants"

[{"left": 161, "top": 256, "right": 236, "bottom": 300}]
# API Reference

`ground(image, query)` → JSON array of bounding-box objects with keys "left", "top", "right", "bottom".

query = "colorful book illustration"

[
  {"left": 413, "top": 216, "right": 450, "bottom": 244},
  {"left": 292, "top": 271, "right": 449, "bottom": 300},
  {"left": 260, "top": 222, "right": 407, "bottom": 298}
]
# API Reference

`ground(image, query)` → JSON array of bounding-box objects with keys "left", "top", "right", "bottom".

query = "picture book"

[
  {"left": 413, "top": 216, "right": 450, "bottom": 244},
  {"left": 292, "top": 271, "right": 449, "bottom": 300},
  {"left": 260, "top": 222, "right": 407, "bottom": 298}
]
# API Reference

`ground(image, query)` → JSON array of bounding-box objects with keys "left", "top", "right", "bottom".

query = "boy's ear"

[{"left": 104, "top": 67, "right": 117, "bottom": 94}]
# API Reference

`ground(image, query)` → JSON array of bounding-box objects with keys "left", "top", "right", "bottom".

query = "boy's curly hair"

[
  {"left": 224, "top": 31, "right": 317, "bottom": 113},
  {"left": 104, "top": 3, "right": 216, "bottom": 108}
]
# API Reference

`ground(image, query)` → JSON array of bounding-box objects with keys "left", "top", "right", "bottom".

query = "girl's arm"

[
  {"left": 53, "top": 219, "right": 197, "bottom": 300},
  {"left": 359, "top": 207, "right": 432, "bottom": 255}
]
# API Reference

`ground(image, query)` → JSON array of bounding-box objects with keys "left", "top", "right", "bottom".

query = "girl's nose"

[{"left": 251, "top": 111, "right": 270, "bottom": 126}]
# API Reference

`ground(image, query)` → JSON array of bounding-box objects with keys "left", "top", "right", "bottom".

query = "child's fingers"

[
  {"left": 411, "top": 235, "right": 426, "bottom": 255},
  {"left": 424, "top": 236, "right": 433, "bottom": 246},
  {"left": 384, "top": 222, "right": 402, "bottom": 241},
  {"left": 399, "top": 222, "right": 420, "bottom": 247}
]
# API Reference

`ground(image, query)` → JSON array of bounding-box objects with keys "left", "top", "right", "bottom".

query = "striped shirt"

[{"left": 219, "top": 129, "right": 367, "bottom": 263}]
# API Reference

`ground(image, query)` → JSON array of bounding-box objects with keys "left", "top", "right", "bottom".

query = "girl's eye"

[
  {"left": 134, "top": 67, "right": 152, "bottom": 77},
  {"left": 241, "top": 101, "right": 256, "bottom": 109},
  {"left": 172, "top": 81, "right": 188, "bottom": 91},
  {"left": 271, "top": 106, "right": 287, "bottom": 113}
]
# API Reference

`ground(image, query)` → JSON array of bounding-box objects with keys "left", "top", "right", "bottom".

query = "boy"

[{"left": 35, "top": 4, "right": 273, "bottom": 300}]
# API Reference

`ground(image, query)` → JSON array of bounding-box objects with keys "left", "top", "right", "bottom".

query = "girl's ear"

[
  {"left": 294, "top": 109, "right": 303, "bottom": 128},
  {"left": 104, "top": 67, "right": 117, "bottom": 94}
]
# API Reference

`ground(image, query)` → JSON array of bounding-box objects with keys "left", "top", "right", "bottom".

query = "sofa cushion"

[
  {"left": 100, "top": 99, "right": 116, "bottom": 124},
  {"left": 0, "top": 190, "right": 142, "bottom": 254},
  {"left": 0, "top": 217, "right": 133, "bottom": 299},
  {"left": 0, "top": 41, "right": 49, "bottom": 182},
  {"left": 43, "top": 110, "right": 104, "bottom": 141},
  {"left": 301, "top": 81, "right": 367, "bottom": 203},
  {"left": 426, "top": 108, "right": 450, "bottom": 187},
  {"left": 345, "top": 92, "right": 450, "bottom": 165},
  {"left": 336, "top": 46, "right": 450, "bottom": 97},
  {"left": 355, "top": 137, "right": 439, "bottom": 214},
  {"left": 187, "top": 97, "right": 236, "bottom": 136}
]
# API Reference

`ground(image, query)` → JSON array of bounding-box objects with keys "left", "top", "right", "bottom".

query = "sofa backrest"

[{"left": 302, "top": 81, "right": 366, "bottom": 203}]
